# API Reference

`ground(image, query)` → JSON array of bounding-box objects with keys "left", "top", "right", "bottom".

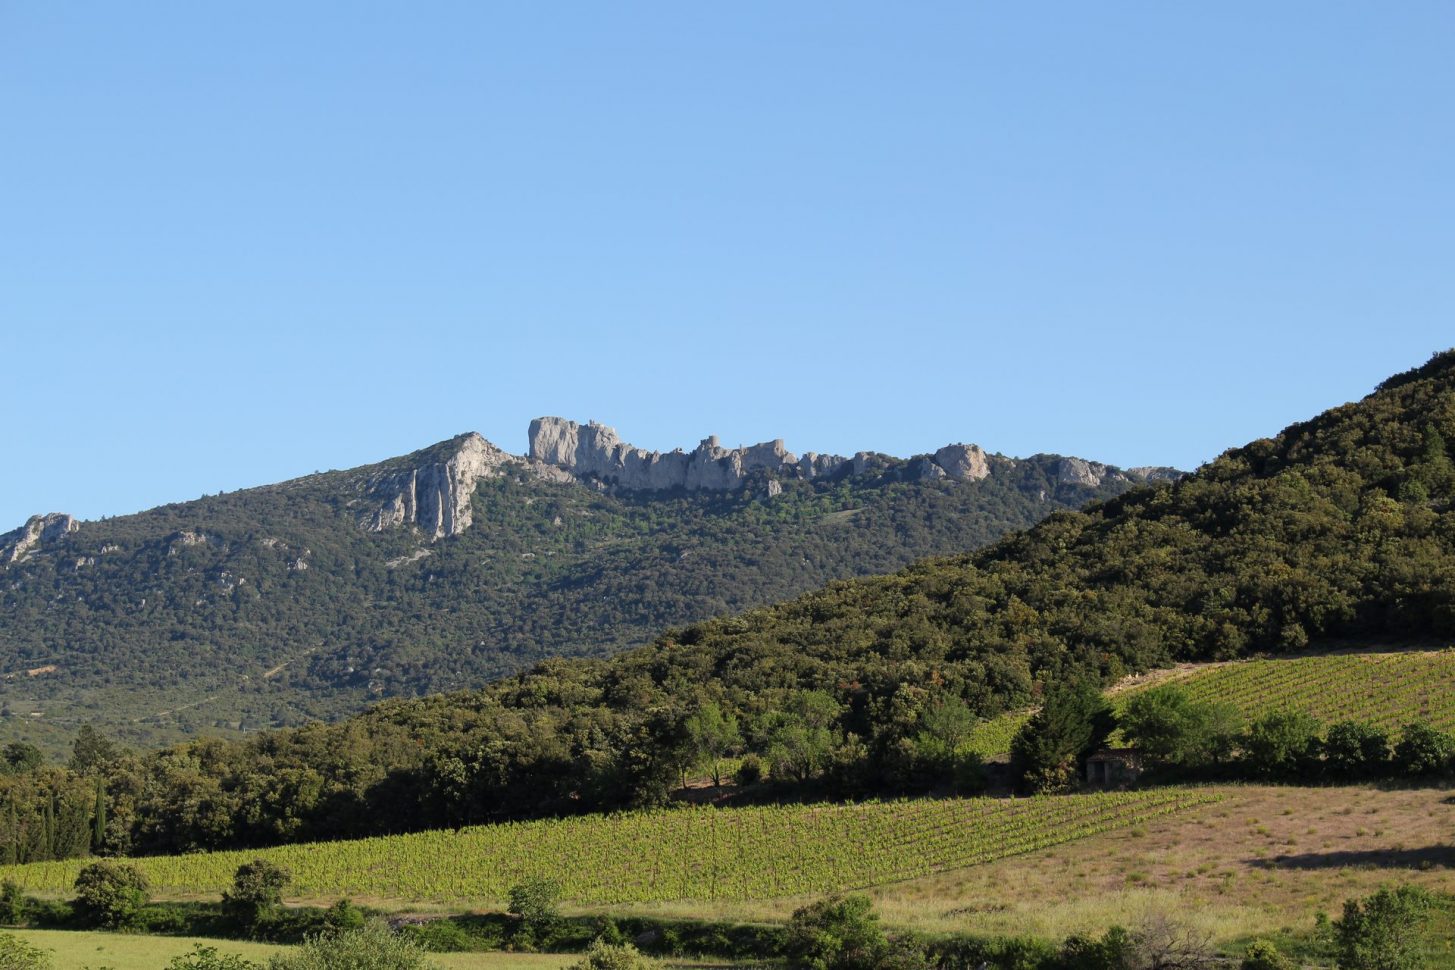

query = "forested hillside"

[
  {"left": 9, "top": 351, "right": 1453, "bottom": 859},
  {"left": 0, "top": 426, "right": 1145, "bottom": 749}
]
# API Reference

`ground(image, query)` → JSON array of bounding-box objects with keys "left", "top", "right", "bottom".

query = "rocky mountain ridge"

[
  {"left": 0, "top": 415, "right": 1181, "bottom": 749},
  {"left": 345, "top": 418, "right": 1180, "bottom": 542},
  {"left": 0, "top": 421, "right": 1181, "bottom": 558},
  {"left": 2, "top": 419, "right": 1181, "bottom": 556}
]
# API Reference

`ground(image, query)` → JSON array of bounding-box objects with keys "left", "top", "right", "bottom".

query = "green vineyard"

[
  {"left": 1161, "top": 650, "right": 1455, "bottom": 732},
  {"left": 0, "top": 789, "right": 1219, "bottom": 905},
  {"left": 967, "top": 648, "right": 1455, "bottom": 757}
]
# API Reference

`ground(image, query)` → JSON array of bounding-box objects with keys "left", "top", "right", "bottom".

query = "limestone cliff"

[
  {"left": 1, "top": 513, "right": 77, "bottom": 564},
  {"left": 527, "top": 417, "right": 836, "bottom": 492},
  {"left": 359, "top": 433, "right": 520, "bottom": 539}
]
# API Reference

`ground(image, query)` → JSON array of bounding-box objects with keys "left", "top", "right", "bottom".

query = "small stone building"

[{"left": 1085, "top": 748, "right": 1144, "bottom": 787}]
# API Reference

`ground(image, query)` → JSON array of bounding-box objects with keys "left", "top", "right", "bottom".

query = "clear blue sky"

[{"left": 3, "top": 3, "right": 1452, "bottom": 527}]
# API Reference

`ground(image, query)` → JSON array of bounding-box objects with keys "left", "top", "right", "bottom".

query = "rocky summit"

[{"left": 335, "top": 417, "right": 1180, "bottom": 541}]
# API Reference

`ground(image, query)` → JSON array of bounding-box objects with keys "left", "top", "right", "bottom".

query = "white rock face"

[
  {"left": 934, "top": 444, "right": 992, "bottom": 481},
  {"left": 352, "top": 419, "right": 1182, "bottom": 539},
  {"left": 1056, "top": 457, "right": 1113, "bottom": 488},
  {"left": 0, "top": 513, "right": 77, "bottom": 565},
  {"left": 361, "top": 433, "right": 517, "bottom": 539},
  {"left": 527, "top": 418, "right": 836, "bottom": 492}
]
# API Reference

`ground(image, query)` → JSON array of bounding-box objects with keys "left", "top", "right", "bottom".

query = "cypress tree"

[
  {"left": 92, "top": 779, "right": 107, "bottom": 854},
  {"left": 41, "top": 798, "right": 54, "bottom": 862}
]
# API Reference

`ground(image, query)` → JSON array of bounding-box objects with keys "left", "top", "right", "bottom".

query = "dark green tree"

[
  {"left": 68, "top": 727, "right": 118, "bottom": 777},
  {"left": 1010, "top": 678, "right": 1114, "bottom": 793},
  {"left": 1393, "top": 722, "right": 1455, "bottom": 777},
  {"left": 91, "top": 779, "right": 107, "bottom": 854},
  {"left": 222, "top": 859, "right": 290, "bottom": 932},
  {"left": 72, "top": 860, "right": 149, "bottom": 929},
  {"left": 1323, "top": 722, "right": 1391, "bottom": 779},
  {"left": 1242, "top": 711, "right": 1322, "bottom": 779}
]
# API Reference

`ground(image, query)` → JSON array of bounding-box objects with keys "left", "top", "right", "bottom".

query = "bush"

[
  {"left": 507, "top": 878, "right": 561, "bottom": 946},
  {"left": 135, "top": 904, "right": 189, "bottom": 934},
  {"left": 1058, "top": 926, "right": 1135, "bottom": 970},
  {"left": 224, "top": 860, "right": 291, "bottom": 933},
  {"left": 786, "top": 895, "right": 887, "bottom": 970},
  {"left": 735, "top": 754, "right": 764, "bottom": 786},
  {"left": 72, "top": 860, "right": 149, "bottom": 929},
  {"left": 1241, "top": 939, "right": 1294, "bottom": 970},
  {"left": 267, "top": 921, "right": 439, "bottom": 970},
  {"left": 166, "top": 944, "right": 260, "bottom": 970},
  {"left": 568, "top": 939, "right": 660, "bottom": 970},
  {"left": 1393, "top": 722, "right": 1455, "bottom": 777},
  {"left": 1242, "top": 711, "right": 1322, "bottom": 779},
  {"left": 0, "top": 932, "right": 50, "bottom": 970},
  {"left": 0, "top": 883, "right": 26, "bottom": 927},
  {"left": 396, "top": 920, "right": 481, "bottom": 953},
  {"left": 323, "top": 899, "right": 366, "bottom": 936},
  {"left": 1323, "top": 722, "right": 1391, "bottom": 779},
  {"left": 1335, "top": 885, "right": 1433, "bottom": 970}
]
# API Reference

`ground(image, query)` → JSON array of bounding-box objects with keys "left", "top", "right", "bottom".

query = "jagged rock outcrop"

[
  {"left": 1056, "top": 457, "right": 1113, "bottom": 488},
  {"left": 527, "top": 417, "right": 839, "bottom": 492},
  {"left": 1128, "top": 466, "right": 1184, "bottom": 483},
  {"left": 1, "top": 513, "right": 77, "bottom": 565},
  {"left": 353, "top": 419, "right": 1184, "bottom": 537},
  {"left": 361, "top": 433, "right": 518, "bottom": 539}
]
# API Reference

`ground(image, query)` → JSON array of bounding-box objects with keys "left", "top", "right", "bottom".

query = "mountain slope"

[
  {"left": 56, "top": 353, "right": 1455, "bottom": 855},
  {"left": 0, "top": 419, "right": 1163, "bottom": 748},
  {"left": 13, "top": 351, "right": 1451, "bottom": 858}
]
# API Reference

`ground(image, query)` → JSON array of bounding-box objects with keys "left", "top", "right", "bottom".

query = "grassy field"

[
  {"left": 965, "top": 648, "right": 1455, "bottom": 757},
  {"left": 0, "top": 790, "right": 1218, "bottom": 906},
  {"left": 7, "top": 930, "right": 584, "bottom": 970}
]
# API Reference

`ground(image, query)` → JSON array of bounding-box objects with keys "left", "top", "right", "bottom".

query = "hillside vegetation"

[
  {"left": 5, "top": 351, "right": 1455, "bottom": 860},
  {"left": 0, "top": 789, "right": 1218, "bottom": 905},
  {"left": 0, "top": 440, "right": 1136, "bottom": 748}
]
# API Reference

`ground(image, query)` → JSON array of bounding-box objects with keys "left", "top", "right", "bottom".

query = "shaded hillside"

[
  {"left": 14, "top": 351, "right": 1454, "bottom": 857},
  {"left": 0, "top": 421, "right": 1152, "bottom": 748}
]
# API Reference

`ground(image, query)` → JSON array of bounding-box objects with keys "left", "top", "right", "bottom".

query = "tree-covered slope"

[
  {"left": 19, "top": 351, "right": 1454, "bottom": 858},
  {"left": 0, "top": 424, "right": 1147, "bottom": 749}
]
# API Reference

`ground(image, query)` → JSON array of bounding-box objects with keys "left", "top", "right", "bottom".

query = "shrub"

[
  {"left": 267, "top": 921, "right": 439, "bottom": 970},
  {"left": 395, "top": 920, "right": 479, "bottom": 953},
  {"left": 568, "top": 939, "right": 660, "bottom": 970},
  {"left": 1242, "top": 711, "right": 1322, "bottom": 779},
  {"left": 507, "top": 877, "right": 561, "bottom": 946},
  {"left": 323, "top": 899, "right": 366, "bottom": 935},
  {"left": 734, "top": 754, "right": 764, "bottom": 786},
  {"left": 1241, "top": 939, "right": 1294, "bottom": 970},
  {"left": 786, "top": 895, "right": 887, "bottom": 970},
  {"left": 1335, "top": 884, "right": 1433, "bottom": 970},
  {"left": 223, "top": 860, "right": 291, "bottom": 932},
  {"left": 166, "top": 944, "right": 260, "bottom": 970},
  {"left": 1393, "top": 722, "right": 1455, "bottom": 777},
  {"left": 1323, "top": 722, "right": 1391, "bottom": 779},
  {"left": 1059, "top": 926, "right": 1133, "bottom": 970},
  {"left": 0, "top": 932, "right": 50, "bottom": 970},
  {"left": 0, "top": 882, "right": 26, "bottom": 927},
  {"left": 72, "top": 860, "right": 149, "bottom": 929}
]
